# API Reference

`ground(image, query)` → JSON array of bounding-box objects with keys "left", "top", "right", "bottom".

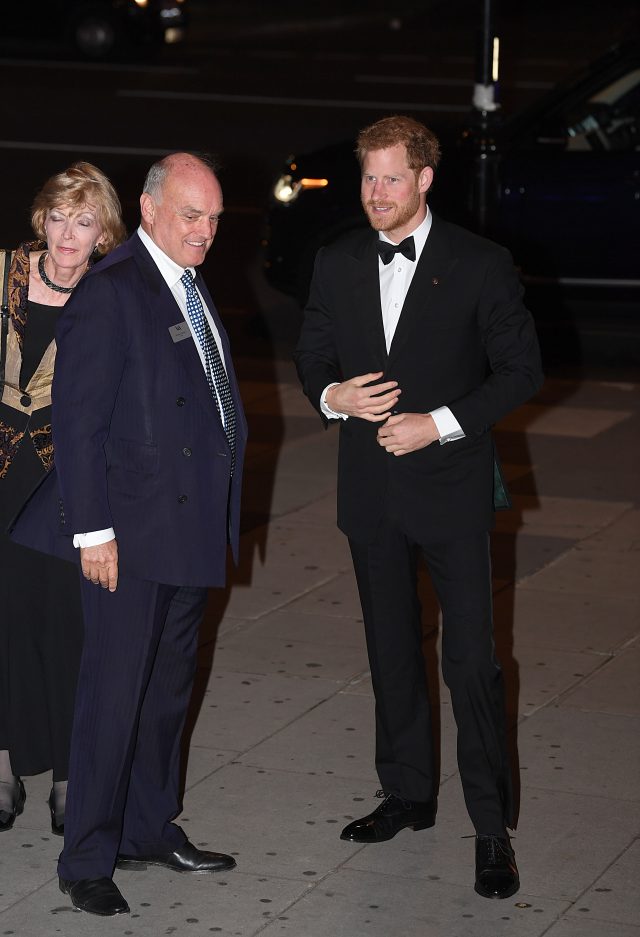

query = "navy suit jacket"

[
  {"left": 11, "top": 233, "right": 247, "bottom": 588},
  {"left": 295, "top": 214, "right": 544, "bottom": 544}
]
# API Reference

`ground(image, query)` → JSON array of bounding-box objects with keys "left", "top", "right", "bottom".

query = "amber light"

[{"left": 299, "top": 178, "right": 329, "bottom": 189}]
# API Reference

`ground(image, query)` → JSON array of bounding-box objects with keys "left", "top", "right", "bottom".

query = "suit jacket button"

[
  {"left": 178, "top": 494, "right": 188, "bottom": 504},
  {"left": 176, "top": 396, "right": 186, "bottom": 407},
  {"left": 20, "top": 393, "right": 31, "bottom": 407},
  {"left": 182, "top": 447, "right": 192, "bottom": 457}
]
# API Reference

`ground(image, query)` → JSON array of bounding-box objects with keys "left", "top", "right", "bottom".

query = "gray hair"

[
  {"left": 143, "top": 153, "right": 220, "bottom": 203},
  {"left": 142, "top": 161, "right": 168, "bottom": 201}
]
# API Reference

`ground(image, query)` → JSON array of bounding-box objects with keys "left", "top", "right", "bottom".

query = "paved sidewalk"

[{"left": 1, "top": 358, "right": 639, "bottom": 936}]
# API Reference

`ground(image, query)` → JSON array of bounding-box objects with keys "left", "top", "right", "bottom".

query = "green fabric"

[{"left": 493, "top": 456, "right": 512, "bottom": 511}]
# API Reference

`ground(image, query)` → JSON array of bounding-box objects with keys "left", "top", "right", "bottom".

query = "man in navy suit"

[
  {"left": 295, "top": 117, "right": 543, "bottom": 900},
  {"left": 14, "top": 153, "right": 247, "bottom": 915}
]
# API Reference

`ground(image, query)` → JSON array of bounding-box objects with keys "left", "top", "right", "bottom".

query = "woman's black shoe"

[
  {"left": 0, "top": 778, "right": 26, "bottom": 832},
  {"left": 48, "top": 789, "right": 64, "bottom": 836}
]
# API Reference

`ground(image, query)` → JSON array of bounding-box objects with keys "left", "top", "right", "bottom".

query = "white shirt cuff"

[
  {"left": 73, "top": 528, "right": 116, "bottom": 549},
  {"left": 430, "top": 406, "right": 465, "bottom": 445},
  {"left": 320, "top": 383, "right": 348, "bottom": 420}
]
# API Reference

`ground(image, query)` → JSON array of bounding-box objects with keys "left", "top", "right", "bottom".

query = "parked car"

[
  {"left": 263, "top": 41, "right": 640, "bottom": 308},
  {"left": 3, "top": 0, "right": 188, "bottom": 59}
]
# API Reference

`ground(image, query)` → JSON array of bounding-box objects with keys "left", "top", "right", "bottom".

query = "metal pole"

[{"left": 471, "top": 0, "right": 500, "bottom": 234}]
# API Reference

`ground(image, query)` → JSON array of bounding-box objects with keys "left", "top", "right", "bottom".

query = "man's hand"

[
  {"left": 80, "top": 539, "right": 119, "bottom": 592},
  {"left": 326, "top": 372, "right": 401, "bottom": 422},
  {"left": 377, "top": 412, "right": 440, "bottom": 456}
]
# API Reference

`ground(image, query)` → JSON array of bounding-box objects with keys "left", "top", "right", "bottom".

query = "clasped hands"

[{"left": 325, "top": 371, "right": 440, "bottom": 456}]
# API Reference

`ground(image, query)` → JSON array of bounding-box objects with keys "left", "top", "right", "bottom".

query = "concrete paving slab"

[
  {"left": 497, "top": 404, "right": 633, "bottom": 437},
  {"left": 287, "top": 571, "right": 364, "bottom": 620},
  {"left": 249, "top": 432, "right": 339, "bottom": 480},
  {"left": 235, "top": 519, "right": 352, "bottom": 574},
  {"left": 184, "top": 746, "right": 240, "bottom": 791},
  {"left": 258, "top": 867, "right": 570, "bottom": 937},
  {"left": 508, "top": 645, "right": 605, "bottom": 718},
  {"left": 513, "top": 788, "right": 640, "bottom": 901},
  {"left": 0, "top": 827, "right": 58, "bottom": 913},
  {"left": 235, "top": 608, "right": 365, "bottom": 648},
  {"left": 215, "top": 567, "right": 338, "bottom": 621},
  {"left": 246, "top": 381, "right": 320, "bottom": 418},
  {"left": 545, "top": 920, "right": 640, "bottom": 937},
  {"left": 282, "top": 492, "right": 339, "bottom": 526},
  {"left": 236, "top": 692, "right": 377, "bottom": 782},
  {"left": 225, "top": 555, "right": 336, "bottom": 594},
  {"left": 536, "top": 379, "right": 640, "bottom": 408},
  {"left": 210, "top": 625, "right": 369, "bottom": 681},
  {"left": 0, "top": 868, "right": 311, "bottom": 937},
  {"left": 491, "top": 531, "right": 574, "bottom": 583},
  {"left": 521, "top": 546, "right": 640, "bottom": 597},
  {"left": 188, "top": 669, "right": 341, "bottom": 753},
  {"left": 493, "top": 587, "right": 640, "bottom": 654},
  {"left": 559, "top": 646, "right": 640, "bottom": 716},
  {"left": 577, "top": 508, "right": 640, "bottom": 551},
  {"left": 494, "top": 495, "right": 631, "bottom": 539},
  {"left": 565, "top": 837, "right": 640, "bottom": 927},
  {"left": 179, "top": 762, "right": 386, "bottom": 881},
  {"left": 240, "top": 470, "right": 336, "bottom": 521},
  {"left": 517, "top": 708, "right": 640, "bottom": 802}
]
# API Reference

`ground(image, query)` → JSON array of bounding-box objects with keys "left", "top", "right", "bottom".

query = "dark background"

[{"left": 1, "top": 0, "right": 638, "bottom": 368}]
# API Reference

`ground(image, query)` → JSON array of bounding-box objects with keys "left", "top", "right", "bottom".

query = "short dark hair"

[{"left": 356, "top": 116, "right": 441, "bottom": 174}]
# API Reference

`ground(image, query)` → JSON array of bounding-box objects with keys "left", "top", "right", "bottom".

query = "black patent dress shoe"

[
  {"left": 59, "top": 877, "right": 130, "bottom": 916},
  {"left": 0, "top": 778, "right": 26, "bottom": 832},
  {"left": 48, "top": 789, "right": 64, "bottom": 837},
  {"left": 474, "top": 834, "right": 520, "bottom": 899},
  {"left": 340, "top": 790, "right": 436, "bottom": 843},
  {"left": 116, "top": 839, "right": 236, "bottom": 873}
]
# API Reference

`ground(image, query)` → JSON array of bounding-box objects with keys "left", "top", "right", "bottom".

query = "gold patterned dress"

[{"left": 0, "top": 242, "right": 83, "bottom": 781}]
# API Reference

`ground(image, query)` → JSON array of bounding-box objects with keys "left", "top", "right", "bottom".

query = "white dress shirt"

[
  {"left": 74, "top": 228, "right": 227, "bottom": 548},
  {"left": 320, "top": 210, "right": 464, "bottom": 444}
]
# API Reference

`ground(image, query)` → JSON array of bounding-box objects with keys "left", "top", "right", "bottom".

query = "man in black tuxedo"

[{"left": 295, "top": 116, "right": 543, "bottom": 899}]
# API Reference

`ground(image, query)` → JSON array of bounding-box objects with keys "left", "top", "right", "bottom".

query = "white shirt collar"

[
  {"left": 378, "top": 208, "right": 432, "bottom": 262},
  {"left": 137, "top": 225, "right": 196, "bottom": 289}
]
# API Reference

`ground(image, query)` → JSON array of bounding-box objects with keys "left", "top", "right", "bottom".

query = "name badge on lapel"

[{"left": 169, "top": 322, "right": 192, "bottom": 343}]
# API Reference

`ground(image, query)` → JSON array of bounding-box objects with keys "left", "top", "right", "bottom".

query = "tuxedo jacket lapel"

[
  {"left": 348, "top": 233, "right": 387, "bottom": 366},
  {"left": 387, "top": 215, "right": 458, "bottom": 367}
]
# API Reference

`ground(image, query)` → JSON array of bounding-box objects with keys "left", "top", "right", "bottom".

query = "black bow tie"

[{"left": 377, "top": 236, "right": 416, "bottom": 265}]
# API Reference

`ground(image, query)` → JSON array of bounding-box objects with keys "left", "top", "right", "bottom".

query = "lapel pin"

[{"left": 432, "top": 277, "right": 440, "bottom": 286}]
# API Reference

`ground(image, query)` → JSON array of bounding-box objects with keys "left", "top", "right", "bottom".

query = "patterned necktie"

[
  {"left": 180, "top": 270, "right": 236, "bottom": 464},
  {"left": 377, "top": 235, "right": 416, "bottom": 265}
]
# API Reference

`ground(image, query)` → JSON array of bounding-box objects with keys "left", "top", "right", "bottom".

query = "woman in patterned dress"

[{"left": 0, "top": 162, "right": 125, "bottom": 834}]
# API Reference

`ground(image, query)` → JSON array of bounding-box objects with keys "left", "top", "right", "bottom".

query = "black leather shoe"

[
  {"left": 59, "top": 877, "right": 130, "bottom": 916},
  {"left": 0, "top": 778, "right": 26, "bottom": 832},
  {"left": 48, "top": 789, "right": 64, "bottom": 837},
  {"left": 474, "top": 834, "right": 520, "bottom": 899},
  {"left": 116, "top": 839, "right": 236, "bottom": 873},
  {"left": 340, "top": 791, "right": 436, "bottom": 843}
]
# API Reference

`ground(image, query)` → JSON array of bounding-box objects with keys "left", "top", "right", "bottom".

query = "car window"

[{"left": 565, "top": 67, "right": 640, "bottom": 151}]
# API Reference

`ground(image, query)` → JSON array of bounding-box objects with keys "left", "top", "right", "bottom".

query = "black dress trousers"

[{"left": 349, "top": 518, "right": 513, "bottom": 835}]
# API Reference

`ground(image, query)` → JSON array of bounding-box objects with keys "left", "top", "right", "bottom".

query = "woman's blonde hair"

[{"left": 31, "top": 161, "right": 126, "bottom": 255}]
